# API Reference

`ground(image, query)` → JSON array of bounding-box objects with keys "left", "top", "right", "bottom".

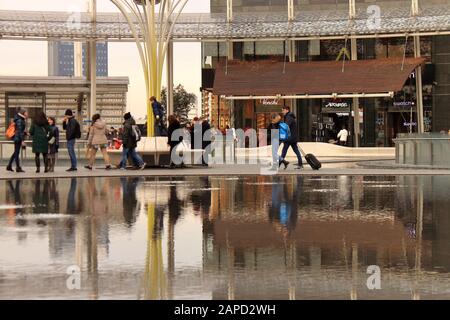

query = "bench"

[{"left": 107, "top": 137, "right": 206, "bottom": 166}]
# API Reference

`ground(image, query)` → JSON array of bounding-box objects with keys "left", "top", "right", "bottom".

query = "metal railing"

[{"left": 0, "top": 139, "right": 92, "bottom": 161}]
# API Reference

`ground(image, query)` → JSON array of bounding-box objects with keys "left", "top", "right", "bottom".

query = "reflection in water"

[{"left": 1, "top": 175, "right": 450, "bottom": 299}]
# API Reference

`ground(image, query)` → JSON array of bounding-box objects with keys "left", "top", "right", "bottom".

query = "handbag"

[{"left": 45, "top": 127, "right": 56, "bottom": 145}]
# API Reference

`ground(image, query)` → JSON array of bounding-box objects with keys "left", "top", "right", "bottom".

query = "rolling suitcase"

[{"left": 299, "top": 146, "right": 321, "bottom": 170}]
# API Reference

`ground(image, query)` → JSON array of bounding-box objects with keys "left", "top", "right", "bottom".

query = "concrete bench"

[{"left": 107, "top": 137, "right": 206, "bottom": 166}]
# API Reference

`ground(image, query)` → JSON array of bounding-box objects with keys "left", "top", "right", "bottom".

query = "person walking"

[
  {"left": 279, "top": 106, "right": 303, "bottom": 170},
  {"left": 29, "top": 111, "right": 51, "bottom": 173},
  {"left": 85, "top": 114, "right": 112, "bottom": 170},
  {"left": 47, "top": 117, "right": 59, "bottom": 172},
  {"left": 62, "top": 109, "right": 81, "bottom": 172},
  {"left": 150, "top": 96, "right": 165, "bottom": 136},
  {"left": 337, "top": 126, "right": 349, "bottom": 146},
  {"left": 268, "top": 113, "right": 282, "bottom": 170},
  {"left": 6, "top": 108, "right": 28, "bottom": 173},
  {"left": 119, "top": 112, "right": 146, "bottom": 170},
  {"left": 201, "top": 117, "right": 211, "bottom": 166},
  {"left": 167, "top": 114, "right": 182, "bottom": 168}
]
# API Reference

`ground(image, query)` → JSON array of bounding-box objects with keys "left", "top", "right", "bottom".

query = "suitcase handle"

[{"left": 297, "top": 144, "right": 306, "bottom": 157}]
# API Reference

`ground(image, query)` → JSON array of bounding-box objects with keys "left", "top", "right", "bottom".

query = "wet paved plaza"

[{"left": 1, "top": 175, "right": 450, "bottom": 300}]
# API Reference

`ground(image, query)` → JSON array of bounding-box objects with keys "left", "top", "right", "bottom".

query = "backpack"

[
  {"left": 131, "top": 125, "right": 142, "bottom": 142},
  {"left": 279, "top": 122, "right": 291, "bottom": 141},
  {"left": 75, "top": 121, "right": 81, "bottom": 139},
  {"left": 5, "top": 122, "right": 16, "bottom": 140}
]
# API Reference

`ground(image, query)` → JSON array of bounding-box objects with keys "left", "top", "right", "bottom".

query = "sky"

[{"left": 0, "top": 0, "right": 210, "bottom": 118}]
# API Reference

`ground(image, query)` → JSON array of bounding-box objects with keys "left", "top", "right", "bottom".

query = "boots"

[
  {"left": 44, "top": 155, "right": 49, "bottom": 173},
  {"left": 49, "top": 157, "right": 55, "bottom": 172},
  {"left": 278, "top": 159, "right": 290, "bottom": 170},
  {"left": 35, "top": 156, "right": 40, "bottom": 173}
]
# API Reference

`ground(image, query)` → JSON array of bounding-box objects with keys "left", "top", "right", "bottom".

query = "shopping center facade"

[{"left": 201, "top": 0, "right": 450, "bottom": 147}]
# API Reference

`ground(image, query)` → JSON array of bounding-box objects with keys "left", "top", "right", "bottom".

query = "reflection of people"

[
  {"left": 190, "top": 177, "right": 211, "bottom": 216},
  {"left": 67, "top": 178, "right": 78, "bottom": 215},
  {"left": 168, "top": 183, "right": 183, "bottom": 226},
  {"left": 48, "top": 179, "right": 60, "bottom": 214},
  {"left": 120, "top": 177, "right": 139, "bottom": 227},
  {"left": 7, "top": 180, "right": 24, "bottom": 215},
  {"left": 32, "top": 180, "right": 50, "bottom": 214},
  {"left": 268, "top": 177, "right": 299, "bottom": 237}
]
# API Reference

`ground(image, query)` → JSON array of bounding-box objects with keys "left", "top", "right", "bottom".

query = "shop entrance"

[{"left": 319, "top": 99, "right": 352, "bottom": 145}]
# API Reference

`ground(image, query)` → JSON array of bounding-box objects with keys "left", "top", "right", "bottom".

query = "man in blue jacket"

[
  {"left": 279, "top": 106, "right": 303, "bottom": 170},
  {"left": 150, "top": 96, "right": 166, "bottom": 136}
]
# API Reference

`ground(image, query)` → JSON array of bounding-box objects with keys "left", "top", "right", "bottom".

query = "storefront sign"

[
  {"left": 393, "top": 101, "right": 415, "bottom": 108},
  {"left": 403, "top": 122, "right": 417, "bottom": 127},
  {"left": 322, "top": 101, "right": 351, "bottom": 113},
  {"left": 259, "top": 99, "right": 280, "bottom": 106},
  {"left": 389, "top": 101, "right": 416, "bottom": 112}
]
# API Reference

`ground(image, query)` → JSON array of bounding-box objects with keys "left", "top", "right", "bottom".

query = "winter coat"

[
  {"left": 122, "top": 118, "right": 138, "bottom": 149},
  {"left": 13, "top": 113, "right": 26, "bottom": 142},
  {"left": 283, "top": 112, "right": 298, "bottom": 143},
  {"left": 63, "top": 117, "right": 81, "bottom": 141},
  {"left": 152, "top": 100, "right": 165, "bottom": 120},
  {"left": 48, "top": 125, "right": 60, "bottom": 154},
  {"left": 167, "top": 120, "right": 182, "bottom": 148},
  {"left": 88, "top": 119, "right": 108, "bottom": 146},
  {"left": 201, "top": 121, "right": 212, "bottom": 149},
  {"left": 267, "top": 122, "right": 280, "bottom": 145},
  {"left": 30, "top": 123, "right": 50, "bottom": 154}
]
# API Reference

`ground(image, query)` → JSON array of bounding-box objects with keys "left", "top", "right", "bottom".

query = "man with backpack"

[
  {"left": 6, "top": 107, "right": 28, "bottom": 173},
  {"left": 279, "top": 106, "right": 303, "bottom": 170},
  {"left": 120, "top": 112, "right": 146, "bottom": 170},
  {"left": 62, "top": 109, "right": 81, "bottom": 172}
]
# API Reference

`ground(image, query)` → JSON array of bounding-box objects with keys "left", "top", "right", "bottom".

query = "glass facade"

[{"left": 48, "top": 41, "right": 108, "bottom": 77}]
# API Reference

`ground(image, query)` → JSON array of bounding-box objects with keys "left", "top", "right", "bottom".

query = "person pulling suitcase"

[{"left": 279, "top": 106, "right": 303, "bottom": 170}]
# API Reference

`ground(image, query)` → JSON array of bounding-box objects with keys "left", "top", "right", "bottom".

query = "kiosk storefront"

[{"left": 211, "top": 58, "right": 426, "bottom": 147}]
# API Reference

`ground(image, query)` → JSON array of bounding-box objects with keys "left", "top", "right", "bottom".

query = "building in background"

[
  {"left": 202, "top": 0, "right": 447, "bottom": 147},
  {"left": 48, "top": 41, "right": 108, "bottom": 77},
  {"left": 0, "top": 76, "right": 128, "bottom": 136}
]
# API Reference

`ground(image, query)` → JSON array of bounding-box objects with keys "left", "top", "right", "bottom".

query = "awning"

[{"left": 212, "top": 58, "right": 426, "bottom": 98}]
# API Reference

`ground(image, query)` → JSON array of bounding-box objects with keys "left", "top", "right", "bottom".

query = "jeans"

[
  {"left": 271, "top": 142, "right": 279, "bottom": 167},
  {"left": 280, "top": 142, "right": 303, "bottom": 165},
  {"left": 120, "top": 147, "right": 144, "bottom": 168},
  {"left": 67, "top": 139, "right": 77, "bottom": 169},
  {"left": 8, "top": 140, "right": 22, "bottom": 168}
]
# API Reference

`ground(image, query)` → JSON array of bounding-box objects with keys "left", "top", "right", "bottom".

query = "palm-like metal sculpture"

[{"left": 110, "top": 0, "right": 189, "bottom": 136}]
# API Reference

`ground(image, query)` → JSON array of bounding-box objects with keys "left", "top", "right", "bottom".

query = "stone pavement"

[{"left": 1, "top": 161, "right": 450, "bottom": 180}]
